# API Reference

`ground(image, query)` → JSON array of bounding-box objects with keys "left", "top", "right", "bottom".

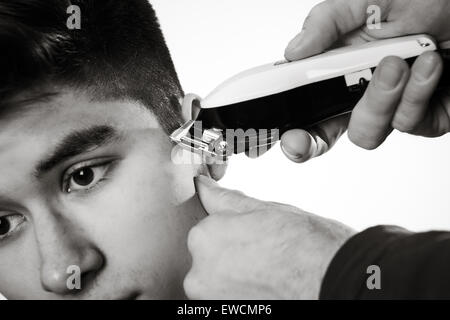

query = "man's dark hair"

[{"left": 0, "top": 0, "right": 183, "bottom": 133}]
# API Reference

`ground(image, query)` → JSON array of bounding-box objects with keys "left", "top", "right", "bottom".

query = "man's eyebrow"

[{"left": 35, "top": 125, "right": 121, "bottom": 177}]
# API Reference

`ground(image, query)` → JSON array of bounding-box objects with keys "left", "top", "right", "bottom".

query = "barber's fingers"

[
  {"left": 284, "top": 0, "right": 426, "bottom": 61},
  {"left": 391, "top": 51, "right": 444, "bottom": 133},
  {"left": 280, "top": 114, "right": 350, "bottom": 163},
  {"left": 194, "top": 175, "right": 265, "bottom": 215},
  {"left": 285, "top": 0, "right": 376, "bottom": 61},
  {"left": 348, "top": 56, "right": 410, "bottom": 150},
  {"left": 281, "top": 55, "right": 443, "bottom": 156}
]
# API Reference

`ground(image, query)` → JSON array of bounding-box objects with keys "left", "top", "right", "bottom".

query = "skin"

[
  {"left": 281, "top": 0, "right": 450, "bottom": 162},
  {"left": 0, "top": 90, "right": 207, "bottom": 299}
]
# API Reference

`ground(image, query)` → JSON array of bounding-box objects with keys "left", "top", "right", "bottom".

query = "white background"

[{"left": 2, "top": 0, "right": 449, "bottom": 300}]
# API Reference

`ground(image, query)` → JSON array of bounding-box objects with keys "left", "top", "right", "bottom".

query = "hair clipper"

[{"left": 170, "top": 34, "right": 450, "bottom": 161}]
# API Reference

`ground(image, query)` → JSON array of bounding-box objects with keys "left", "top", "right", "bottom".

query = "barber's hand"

[
  {"left": 281, "top": 0, "right": 450, "bottom": 163},
  {"left": 184, "top": 176, "right": 355, "bottom": 299}
]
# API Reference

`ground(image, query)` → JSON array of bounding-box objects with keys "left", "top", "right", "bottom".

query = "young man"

[{"left": 0, "top": 0, "right": 212, "bottom": 299}]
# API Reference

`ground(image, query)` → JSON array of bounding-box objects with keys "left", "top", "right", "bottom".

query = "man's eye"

[
  {"left": 63, "top": 162, "right": 112, "bottom": 193},
  {"left": 0, "top": 215, "right": 26, "bottom": 241}
]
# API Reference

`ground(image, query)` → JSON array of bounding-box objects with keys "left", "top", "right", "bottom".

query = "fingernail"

[
  {"left": 281, "top": 144, "right": 303, "bottom": 160},
  {"left": 415, "top": 53, "right": 438, "bottom": 81},
  {"left": 377, "top": 61, "right": 405, "bottom": 90}
]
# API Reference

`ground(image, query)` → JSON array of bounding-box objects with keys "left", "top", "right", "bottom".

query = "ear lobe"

[
  {"left": 206, "top": 161, "right": 228, "bottom": 181},
  {"left": 181, "top": 93, "right": 202, "bottom": 121}
]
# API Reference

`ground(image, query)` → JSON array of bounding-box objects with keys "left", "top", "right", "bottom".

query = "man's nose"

[
  {"left": 34, "top": 209, "right": 104, "bottom": 295},
  {"left": 40, "top": 244, "right": 104, "bottom": 295}
]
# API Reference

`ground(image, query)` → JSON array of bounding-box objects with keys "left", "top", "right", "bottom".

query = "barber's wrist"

[{"left": 308, "top": 220, "right": 356, "bottom": 299}]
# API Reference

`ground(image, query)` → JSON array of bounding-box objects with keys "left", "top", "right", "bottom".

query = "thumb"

[
  {"left": 285, "top": 0, "right": 369, "bottom": 61},
  {"left": 280, "top": 114, "right": 350, "bottom": 163},
  {"left": 194, "top": 175, "right": 265, "bottom": 215}
]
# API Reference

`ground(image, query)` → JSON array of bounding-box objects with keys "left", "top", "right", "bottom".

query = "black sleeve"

[{"left": 319, "top": 225, "right": 450, "bottom": 299}]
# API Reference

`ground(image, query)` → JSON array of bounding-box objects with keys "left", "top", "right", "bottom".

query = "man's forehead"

[
  {"left": 0, "top": 91, "right": 163, "bottom": 177},
  {"left": 0, "top": 91, "right": 160, "bottom": 137}
]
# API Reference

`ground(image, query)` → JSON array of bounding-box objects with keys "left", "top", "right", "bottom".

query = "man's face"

[{"left": 0, "top": 91, "right": 204, "bottom": 299}]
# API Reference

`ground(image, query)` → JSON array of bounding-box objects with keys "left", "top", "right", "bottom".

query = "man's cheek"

[
  {"left": 81, "top": 162, "right": 175, "bottom": 255},
  {"left": 0, "top": 231, "right": 51, "bottom": 299}
]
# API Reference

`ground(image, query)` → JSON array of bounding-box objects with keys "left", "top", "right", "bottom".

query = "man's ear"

[
  {"left": 181, "top": 93, "right": 228, "bottom": 181},
  {"left": 181, "top": 93, "right": 201, "bottom": 121}
]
